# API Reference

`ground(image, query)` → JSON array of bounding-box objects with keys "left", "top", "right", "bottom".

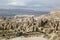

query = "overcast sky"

[{"left": 0, "top": 0, "right": 60, "bottom": 11}]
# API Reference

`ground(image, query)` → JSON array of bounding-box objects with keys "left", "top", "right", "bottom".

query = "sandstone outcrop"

[{"left": 0, "top": 10, "right": 60, "bottom": 40}]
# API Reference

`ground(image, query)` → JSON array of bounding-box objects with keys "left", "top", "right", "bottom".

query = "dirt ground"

[{"left": 9, "top": 35, "right": 47, "bottom": 40}]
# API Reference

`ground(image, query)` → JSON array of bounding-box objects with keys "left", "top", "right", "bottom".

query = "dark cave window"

[
  {"left": 41, "top": 20, "right": 48, "bottom": 26},
  {"left": 2, "top": 34, "right": 5, "bottom": 37}
]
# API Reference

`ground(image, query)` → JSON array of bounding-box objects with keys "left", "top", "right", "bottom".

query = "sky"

[{"left": 0, "top": 0, "right": 60, "bottom": 11}]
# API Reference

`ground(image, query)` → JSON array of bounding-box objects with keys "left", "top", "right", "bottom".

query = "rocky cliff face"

[{"left": 0, "top": 10, "right": 60, "bottom": 40}]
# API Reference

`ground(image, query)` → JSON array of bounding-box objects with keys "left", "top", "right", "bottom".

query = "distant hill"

[
  {"left": 0, "top": 9, "right": 49, "bottom": 16},
  {"left": 39, "top": 10, "right": 60, "bottom": 19}
]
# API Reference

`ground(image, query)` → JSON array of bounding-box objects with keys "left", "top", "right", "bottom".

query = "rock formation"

[{"left": 0, "top": 10, "right": 60, "bottom": 40}]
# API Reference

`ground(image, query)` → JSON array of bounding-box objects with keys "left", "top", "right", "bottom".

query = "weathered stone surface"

[{"left": 0, "top": 10, "right": 60, "bottom": 40}]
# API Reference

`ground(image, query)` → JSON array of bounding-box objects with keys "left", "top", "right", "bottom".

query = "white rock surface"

[{"left": 9, "top": 35, "right": 47, "bottom": 40}]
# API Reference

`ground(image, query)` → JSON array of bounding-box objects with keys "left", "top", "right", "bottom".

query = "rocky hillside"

[{"left": 0, "top": 10, "right": 60, "bottom": 40}]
